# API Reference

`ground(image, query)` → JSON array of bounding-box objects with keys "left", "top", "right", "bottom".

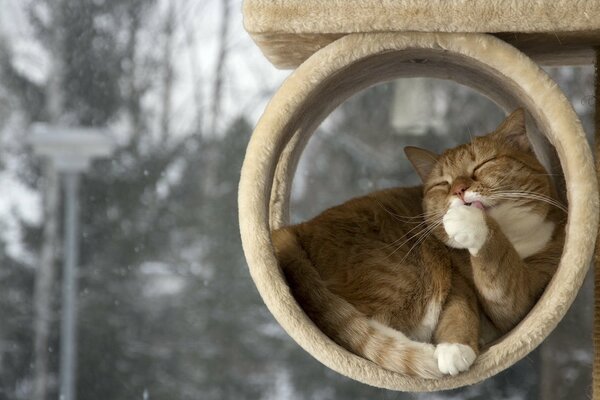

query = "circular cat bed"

[{"left": 238, "top": 32, "right": 598, "bottom": 391}]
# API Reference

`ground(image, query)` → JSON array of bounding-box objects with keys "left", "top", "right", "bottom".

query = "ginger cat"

[{"left": 271, "top": 109, "right": 565, "bottom": 378}]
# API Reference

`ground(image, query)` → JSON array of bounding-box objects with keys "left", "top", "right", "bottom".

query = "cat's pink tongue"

[{"left": 470, "top": 201, "right": 484, "bottom": 210}]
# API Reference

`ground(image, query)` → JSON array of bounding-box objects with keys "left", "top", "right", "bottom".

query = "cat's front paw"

[
  {"left": 443, "top": 205, "right": 488, "bottom": 255},
  {"left": 434, "top": 343, "right": 476, "bottom": 376}
]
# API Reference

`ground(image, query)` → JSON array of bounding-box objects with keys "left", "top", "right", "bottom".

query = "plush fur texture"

[
  {"left": 238, "top": 32, "right": 598, "bottom": 391},
  {"left": 244, "top": 0, "right": 600, "bottom": 34},
  {"left": 272, "top": 110, "right": 566, "bottom": 379},
  {"left": 243, "top": 0, "right": 600, "bottom": 68}
]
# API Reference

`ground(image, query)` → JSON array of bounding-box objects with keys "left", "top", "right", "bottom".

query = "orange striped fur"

[{"left": 272, "top": 109, "right": 565, "bottom": 378}]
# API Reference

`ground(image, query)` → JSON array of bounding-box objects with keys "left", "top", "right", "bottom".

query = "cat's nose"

[{"left": 452, "top": 183, "right": 469, "bottom": 198}]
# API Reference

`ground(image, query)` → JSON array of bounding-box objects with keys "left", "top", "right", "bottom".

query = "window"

[{"left": 0, "top": 0, "right": 594, "bottom": 399}]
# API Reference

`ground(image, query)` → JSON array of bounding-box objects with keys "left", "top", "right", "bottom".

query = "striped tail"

[{"left": 272, "top": 228, "right": 442, "bottom": 379}]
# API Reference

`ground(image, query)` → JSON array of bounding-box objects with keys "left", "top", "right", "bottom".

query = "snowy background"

[{"left": 0, "top": 0, "right": 596, "bottom": 399}]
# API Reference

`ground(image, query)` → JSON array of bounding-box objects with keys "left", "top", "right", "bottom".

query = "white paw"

[
  {"left": 434, "top": 343, "right": 476, "bottom": 376},
  {"left": 443, "top": 205, "right": 488, "bottom": 255}
]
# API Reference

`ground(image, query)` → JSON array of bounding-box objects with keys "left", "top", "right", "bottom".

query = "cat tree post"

[
  {"left": 240, "top": 0, "right": 600, "bottom": 392},
  {"left": 595, "top": 48, "right": 600, "bottom": 400}
]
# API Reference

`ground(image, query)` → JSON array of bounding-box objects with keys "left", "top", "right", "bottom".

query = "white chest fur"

[{"left": 488, "top": 204, "right": 555, "bottom": 259}]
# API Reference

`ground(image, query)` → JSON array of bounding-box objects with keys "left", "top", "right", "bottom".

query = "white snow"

[{"left": 0, "top": 171, "right": 41, "bottom": 263}]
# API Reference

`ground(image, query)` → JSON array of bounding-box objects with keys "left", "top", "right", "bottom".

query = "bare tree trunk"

[
  {"left": 160, "top": 2, "right": 175, "bottom": 142},
  {"left": 181, "top": 0, "right": 204, "bottom": 135},
  {"left": 209, "top": 0, "right": 231, "bottom": 135},
  {"left": 45, "top": 0, "right": 66, "bottom": 124},
  {"left": 125, "top": 4, "right": 142, "bottom": 143},
  {"left": 32, "top": 1, "right": 65, "bottom": 399},
  {"left": 32, "top": 167, "right": 60, "bottom": 400}
]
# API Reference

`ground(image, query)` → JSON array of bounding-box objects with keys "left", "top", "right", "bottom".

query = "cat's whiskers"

[
  {"left": 377, "top": 207, "right": 447, "bottom": 251},
  {"left": 491, "top": 195, "right": 567, "bottom": 213},
  {"left": 397, "top": 219, "right": 444, "bottom": 264},
  {"left": 489, "top": 188, "right": 564, "bottom": 202},
  {"left": 375, "top": 200, "right": 445, "bottom": 223},
  {"left": 378, "top": 218, "right": 442, "bottom": 252},
  {"left": 377, "top": 220, "right": 431, "bottom": 250},
  {"left": 383, "top": 217, "right": 443, "bottom": 260},
  {"left": 529, "top": 173, "right": 564, "bottom": 177},
  {"left": 466, "top": 126, "right": 476, "bottom": 156},
  {"left": 487, "top": 190, "right": 567, "bottom": 213},
  {"left": 374, "top": 199, "right": 444, "bottom": 220}
]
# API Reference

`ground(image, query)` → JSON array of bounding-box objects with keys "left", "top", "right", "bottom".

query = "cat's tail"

[{"left": 271, "top": 228, "right": 442, "bottom": 379}]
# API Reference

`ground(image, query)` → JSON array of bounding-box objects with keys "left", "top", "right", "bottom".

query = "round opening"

[
  {"left": 291, "top": 79, "right": 520, "bottom": 223},
  {"left": 239, "top": 32, "right": 597, "bottom": 391}
]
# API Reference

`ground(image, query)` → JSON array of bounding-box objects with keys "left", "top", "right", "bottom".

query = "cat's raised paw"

[
  {"left": 443, "top": 205, "right": 488, "bottom": 255},
  {"left": 434, "top": 343, "right": 476, "bottom": 376}
]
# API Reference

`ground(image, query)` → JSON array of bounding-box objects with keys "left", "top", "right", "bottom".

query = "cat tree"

[{"left": 238, "top": 0, "right": 600, "bottom": 393}]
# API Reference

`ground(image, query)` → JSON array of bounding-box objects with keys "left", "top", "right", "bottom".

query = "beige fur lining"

[
  {"left": 242, "top": 1, "right": 600, "bottom": 68},
  {"left": 244, "top": 0, "right": 600, "bottom": 34},
  {"left": 238, "top": 32, "right": 598, "bottom": 391}
]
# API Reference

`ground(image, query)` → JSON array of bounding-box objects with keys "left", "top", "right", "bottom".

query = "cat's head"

[{"left": 405, "top": 109, "right": 560, "bottom": 250}]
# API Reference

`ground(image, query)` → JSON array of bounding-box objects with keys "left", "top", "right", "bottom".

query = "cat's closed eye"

[
  {"left": 471, "top": 158, "right": 502, "bottom": 178},
  {"left": 472, "top": 159, "right": 495, "bottom": 173},
  {"left": 428, "top": 181, "right": 450, "bottom": 192}
]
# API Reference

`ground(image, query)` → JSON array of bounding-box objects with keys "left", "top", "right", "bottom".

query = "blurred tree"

[
  {"left": 0, "top": 1, "right": 595, "bottom": 399},
  {"left": 0, "top": 247, "right": 36, "bottom": 400}
]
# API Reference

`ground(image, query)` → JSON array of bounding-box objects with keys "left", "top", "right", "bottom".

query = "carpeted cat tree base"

[{"left": 238, "top": 32, "right": 598, "bottom": 391}]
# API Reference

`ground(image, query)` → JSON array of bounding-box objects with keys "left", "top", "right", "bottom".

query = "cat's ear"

[
  {"left": 404, "top": 146, "right": 438, "bottom": 182},
  {"left": 493, "top": 108, "right": 531, "bottom": 152}
]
